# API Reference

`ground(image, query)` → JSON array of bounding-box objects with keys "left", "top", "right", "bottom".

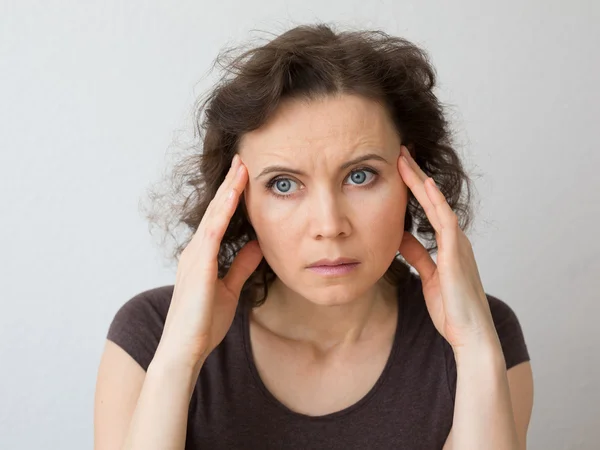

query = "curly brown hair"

[{"left": 142, "top": 22, "right": 477, "bottom": 308}]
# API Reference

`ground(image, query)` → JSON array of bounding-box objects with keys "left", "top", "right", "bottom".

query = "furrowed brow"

[{"left": 255, "top": 152, "right": 389, "bottom": 180}]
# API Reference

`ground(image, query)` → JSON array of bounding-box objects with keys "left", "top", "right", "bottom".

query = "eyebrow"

[{"left": 254, "top": 152, "right": 390, "bottom": 180}]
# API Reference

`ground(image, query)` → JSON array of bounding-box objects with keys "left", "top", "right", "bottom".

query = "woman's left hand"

[{"left": 396, "top": 145, "right": 499, "bottom": 352}]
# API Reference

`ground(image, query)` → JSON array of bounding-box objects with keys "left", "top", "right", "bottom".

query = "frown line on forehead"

[{"left": 254, "top": 152, "right": 391, "bottom": 180}]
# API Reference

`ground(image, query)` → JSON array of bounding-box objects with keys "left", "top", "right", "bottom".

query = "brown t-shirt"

[{"left": 106, "top": 271, "right": 530, "bottom": 449}]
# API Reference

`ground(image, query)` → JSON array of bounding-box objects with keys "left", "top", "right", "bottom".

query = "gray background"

[{"left": 1, "top": 0, "right": 598, "bottom": 448}]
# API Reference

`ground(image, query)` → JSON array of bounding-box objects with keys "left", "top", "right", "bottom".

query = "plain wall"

[{"left": 1, "top": 1, "right": 598, "bottom": 448}]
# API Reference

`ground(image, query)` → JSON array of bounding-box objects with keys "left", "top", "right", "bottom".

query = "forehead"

[{"left": 238, "top": 94, "right": 400, "bottom": 158}]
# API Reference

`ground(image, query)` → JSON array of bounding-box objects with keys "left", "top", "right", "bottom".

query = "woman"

[{"left": 94, "top": 23, "right": 533, "bottom": 449}]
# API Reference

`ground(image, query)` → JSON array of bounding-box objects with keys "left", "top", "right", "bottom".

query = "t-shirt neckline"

[{"left": 240, "top": 283, "right": 405, "bottom": 422}]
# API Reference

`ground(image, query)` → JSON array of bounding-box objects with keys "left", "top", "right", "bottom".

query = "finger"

[
  {"left": 202, "top": 154, "right": 242, "bottom": 222},
  {"left": 424, "top": 178, "right": 460, "bottom": 256},
  {"left": 223, "top": 239, "right": 263, "bottom": 296},
  {"left": 188, "top": 155, "right": 241, "bottom": 250},
  {"left": 197, "top": 161, "right": 249, "bottom": 267},
  {"left": 398, "top": 231, "right": 437, "bottom": 284},
  {"left": 398, "top": 146, "right": 442, "bottom": 233},
  {"left": 424, "top": 177, "right": 459, "bottom": 231}
]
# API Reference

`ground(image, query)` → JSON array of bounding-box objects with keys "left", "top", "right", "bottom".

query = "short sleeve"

[
  {"left": 486, "top": 294, "right": 530, "bottom": 370},
  {"left": 443, "top": 293, "right": 531, "bottom": 399},
  {"left": 106, "top": 285, "right": 174, "bottom": 371}
]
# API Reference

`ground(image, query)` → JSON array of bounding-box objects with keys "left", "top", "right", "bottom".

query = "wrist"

[
  {"left": 151, "top": 345, "right": 206, "bottom": 379},
  {"left": 153, "top": 340, "right": 207, "bottom": 372},
  {"left": 147, "top": 354, "right": 205, "bottom": 400},
  {"left": 150, "top": 353, "right": 204, "bottom": 373},
  {"left": 452, "top": 333, "right": 505, "bottom": 370}
]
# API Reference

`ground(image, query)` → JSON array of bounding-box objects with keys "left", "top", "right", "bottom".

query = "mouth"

[
  {"left": 307, "top": 257, "right": 360, "bottom": 268},
  {"left": 306, "top": 261, "right": 360, "bottom": 276}
]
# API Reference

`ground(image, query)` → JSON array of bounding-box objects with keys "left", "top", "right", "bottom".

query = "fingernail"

[
  {"left": 236, "top": 162, "right": 245, "bottom": 178},
  {"left": 232, "top": 154, "right": 239, "bottom": 167}
]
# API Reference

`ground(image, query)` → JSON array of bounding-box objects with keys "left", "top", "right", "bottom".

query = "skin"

[
  {"left": 237, "top": 93, "right": 532, "bottom": 447},
  {"left": 93, "top": 93, "right": 532, "bottom": 450},
  {"left": 238, "top": 93, "right": 408, "bottom": 355}
]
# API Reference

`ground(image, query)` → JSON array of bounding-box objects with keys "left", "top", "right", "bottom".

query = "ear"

[{"left": 406, "top": 143, "right": 416, "bottom": 159}]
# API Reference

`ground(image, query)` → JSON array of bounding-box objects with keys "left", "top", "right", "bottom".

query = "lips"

[{"left": 307, "top": 257, "right": 360, "bottom": 268}]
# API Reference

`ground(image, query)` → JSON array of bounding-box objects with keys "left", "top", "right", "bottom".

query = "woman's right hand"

[{"left": 154, "top": 154, "right": 263, "bottom": 370}]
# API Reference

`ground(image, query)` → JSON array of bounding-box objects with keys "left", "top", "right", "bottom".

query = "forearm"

[
  {"left": 450, "top": 336, "right": 520, "bottom": 450},
  {"left": 121, "top": 355, "right": 203, "bottom": 450}
]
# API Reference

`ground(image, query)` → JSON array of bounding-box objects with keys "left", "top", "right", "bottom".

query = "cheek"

[
  {"left": 245, "top": 180, "right": 407, "bottom": 258},
  {"left": 358, "top": 185, "right": 407, "bottom": 254},
  {"left": 244, "top": 191, "right": 299, "bottom": 253},
  {"left": 364, "top": 203, "right": 404, "bottom": 236}
]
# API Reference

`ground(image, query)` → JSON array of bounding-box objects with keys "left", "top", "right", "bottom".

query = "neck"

[{"left": 250, "top": 277, "right": 398, "bottom": 353}]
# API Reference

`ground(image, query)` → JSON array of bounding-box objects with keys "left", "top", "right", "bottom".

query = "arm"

[
  {"left": 95, "top": 155, "right": 261, "bottom": 450},
  {"left": 396, "top": 145, "right": 533, "bottom": 448},
  {"left": 94, "top": 340, "right": 203, "bottom": 450},
  {"left": 442, "top": 342, "right": 534, "bottom": 450}
]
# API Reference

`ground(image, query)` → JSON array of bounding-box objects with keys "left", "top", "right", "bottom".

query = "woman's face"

[{"left": 238, "top": 94, "right": 408, "bottom": 305}]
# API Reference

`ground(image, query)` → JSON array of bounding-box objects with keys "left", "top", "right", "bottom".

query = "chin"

[
  {"left": 305, "top": 294, "right": 357, "bottom": 307},
  {"left": 269, "top": 260, "right": 388, "bottom": 305},
  {"left": 299, "top": 279, "right": 374, "bottom": 307}
]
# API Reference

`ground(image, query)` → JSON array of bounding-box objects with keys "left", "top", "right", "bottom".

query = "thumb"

[
  {"left": 398, "top": 232, "right": 437, "bottom": 283},
  {"left": 223, "top": 240, "right": 264, "bottom": 297}
]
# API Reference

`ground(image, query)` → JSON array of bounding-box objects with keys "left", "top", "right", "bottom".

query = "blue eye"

[
  {"left": 346, "top": 169, "right": 375, "bottom": 186},
  {"left": 272, "top": 178, "right": 297, "bottom": 194},
  {"left": 265, "top": 167, "right": 379, "bottom": 199}
]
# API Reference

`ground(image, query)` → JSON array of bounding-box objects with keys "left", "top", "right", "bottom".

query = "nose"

[{"left": 308, "top": 190, "right": 351, "bottom": 240}]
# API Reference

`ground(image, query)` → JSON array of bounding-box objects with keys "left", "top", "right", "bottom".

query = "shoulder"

[
  {"left": 401, "top": 272, "right": 530, "bottom": 369},
  {"left": 106, "top": 285, "right": 174, "bottom": 371},
  {"left": 442, "top": 292, "right": 530, "bottom": 381},
  {"left": 484, "top": 293, "right": 530, "bottom": 370},
  {"left": 108, "top": 285, "right": 175, "bottom": 337},
  {"left": 486, "top": 293, "right": 523, "bottom": 331}
]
